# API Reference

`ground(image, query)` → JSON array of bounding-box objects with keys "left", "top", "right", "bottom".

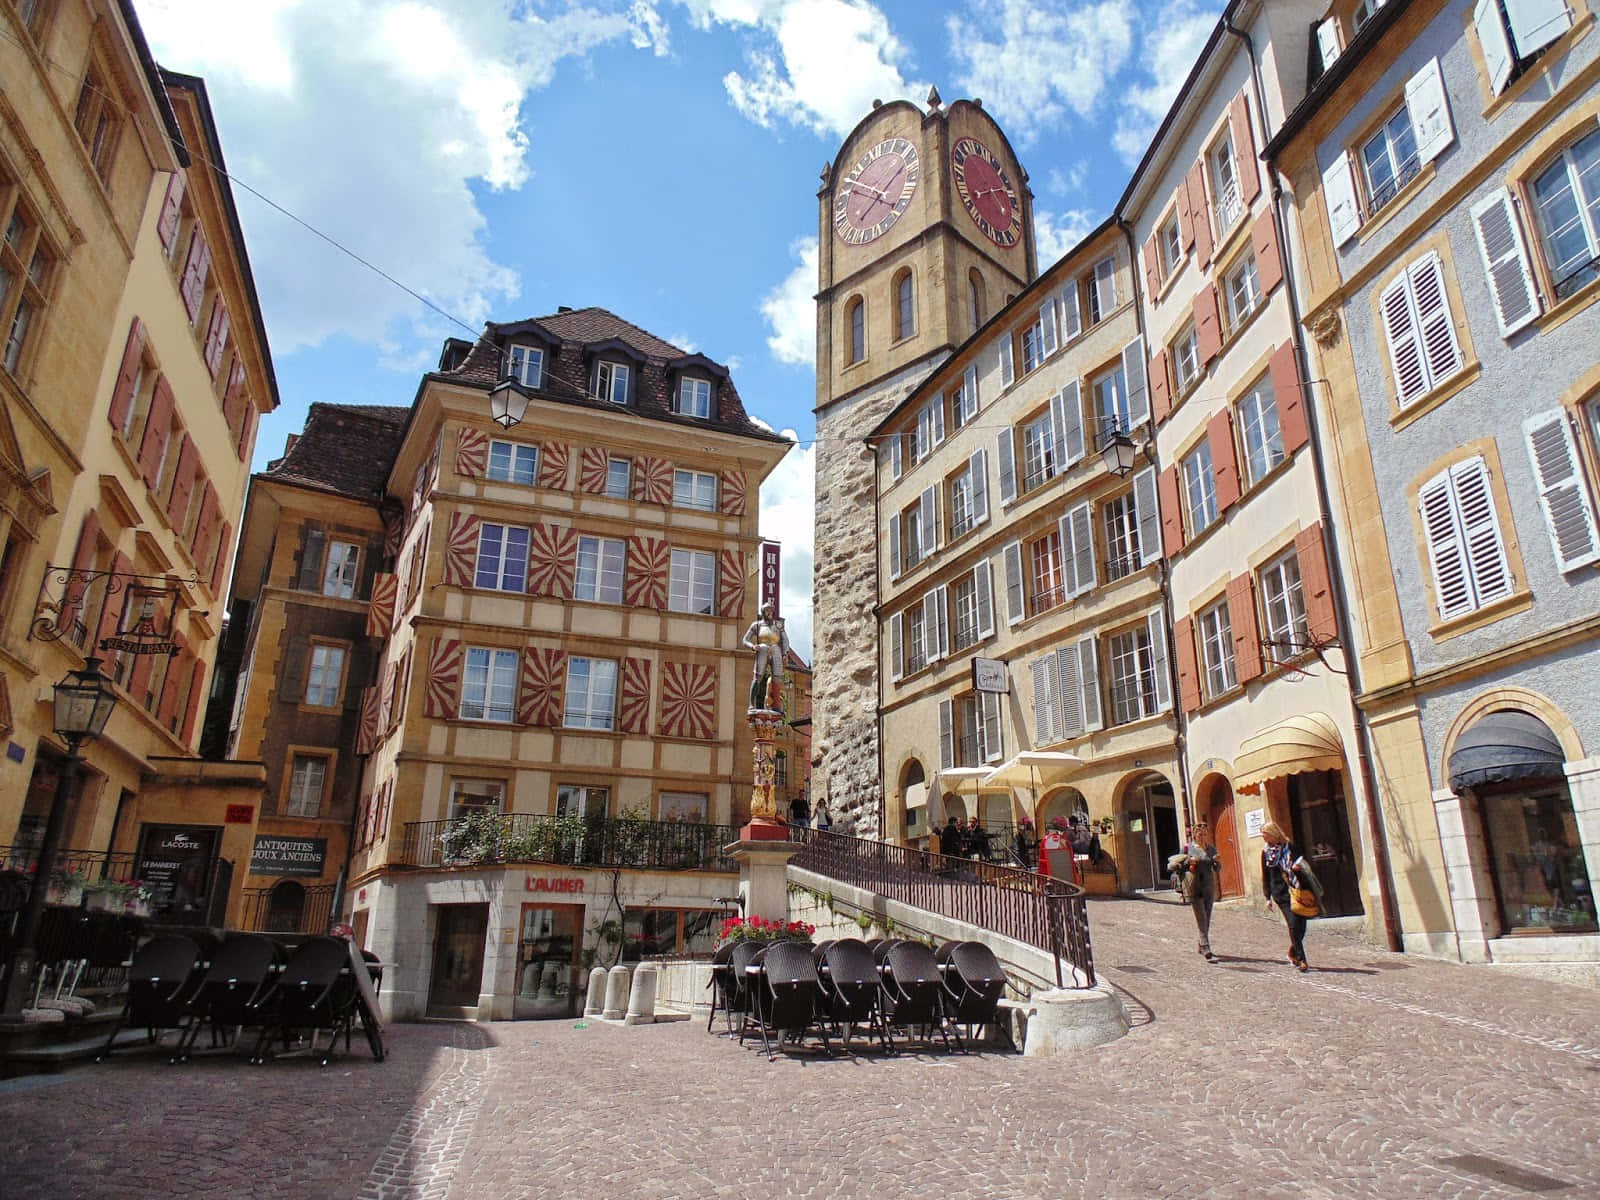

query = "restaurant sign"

[{"left": 250, "top": 835, "right": 328, "bottom": 878}]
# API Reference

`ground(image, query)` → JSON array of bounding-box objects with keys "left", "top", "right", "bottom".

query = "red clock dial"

[
  {"left": 951, "top": 136, "right": 1019, "bottom": 247},
  {"left": 834, "top": 137, "right": 920, "bottom": 246}
]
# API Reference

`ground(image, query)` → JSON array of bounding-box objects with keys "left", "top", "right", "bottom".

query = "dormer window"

[
  {"left": 676, "top": 377, "right": 712, "bottom": 419},
  {"left": 593, "top": 360, "right": 629, "bottom": 405},
  {"left": 506, "top": 344, "right": 543, "bottom": 388}
]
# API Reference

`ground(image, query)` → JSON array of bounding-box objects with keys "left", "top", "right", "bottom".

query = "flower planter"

[
  {"left": 45, "top": 884, "right": 83, "bottom": 907},
  {"left": 84, "top": 890, "right": 122, "bottom": 912},
  {"left": 125, "top": 898, "right": 151, "bottom": 918}
]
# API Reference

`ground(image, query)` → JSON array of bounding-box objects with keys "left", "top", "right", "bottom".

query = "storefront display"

[{"left": 1482, "top": 786, "right": 1597, "bottom": 934}]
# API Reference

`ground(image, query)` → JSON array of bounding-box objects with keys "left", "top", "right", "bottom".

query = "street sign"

[{"left": 972, "top": 657, "right": 1008, "bottom": 694}]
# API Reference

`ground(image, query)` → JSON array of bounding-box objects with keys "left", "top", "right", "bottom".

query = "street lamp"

[
  {"left": 487, "top": 378, "right": 530, "bottom": 429},
  {"left": 1, "top": 657, "right": 118, "bottom": 1018},
  {"left": 1099, "top": 428, "right": 1139, "bottom": 478}
]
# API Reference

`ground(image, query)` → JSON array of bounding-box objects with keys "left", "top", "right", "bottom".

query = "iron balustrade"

[
  {"left": 239, "top": 883, "right": 336, "bottom": 934},
  {"left": 788, "top": 827, "right": 1095, "bottom": 988},
  {"left": 1, "top": 844, "right": 140, "bottom": 882},
  {"left": 399, "top": 813, "right": 740, "bottom": 873}
]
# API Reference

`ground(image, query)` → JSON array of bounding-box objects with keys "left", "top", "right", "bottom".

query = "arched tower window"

[
  {"left": 968, "top": 269, "right": 987, "bottom": 333},
  {"left": 893, "top": 269, "right": 915, "bottom": 340},
  {"left": 847, "top": 296, "right": 866, "bottom": 364}
]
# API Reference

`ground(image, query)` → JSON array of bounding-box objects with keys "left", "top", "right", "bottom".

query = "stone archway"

[
  {"left": 1117, "top": 771, "right": 1179, "bottom": 892},
  {"left": 266, "top": 880, "right": 306, "bottom": 932},
  {"left": 1195, "top": 772, "right": 1244, "bottom": 898},
  {"left": 1038, "top": 786, "right": 1086, "bottom": 831},
  {"left": 901, "top": 759, "right": 929, "bottom": 839}
]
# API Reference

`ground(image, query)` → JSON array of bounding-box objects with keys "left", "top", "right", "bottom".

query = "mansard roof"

[{"left": 261, "top": 403, "right": 410, "bottom": 500}]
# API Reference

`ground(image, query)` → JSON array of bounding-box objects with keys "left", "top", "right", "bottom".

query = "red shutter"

[
  {"left": 455, "top": 428, "right": 488, "bottom": 478},
  {"left": 1176, "top": 182, "right": 1194, "bottom": 250},
  {"left": 191, "top": 481, "right": 220, "bottom": 582},
  {"left": 392, "top": 649, "right": 411, "bottom": 730},
  {"left": 181, "top": 650, "right": 208, "bottom": 745},
  {"left": 59, "top": 511, "right": 101, "bottom": 635},
  {"left": 577, "top": 446, "right": 609, "bottom": 493},
  {"left": 211, "top": 520, "right": 233, "bottom": 596},
  {"left": 1150, "top": 347, "right": 1173, "bottom": 423},
  {"left": 138, "top": 375, "right": 175, "bottom": 488},
  {"left": 717, "top": 549, "right": 745, "bottom": 618},
  {"left": 95, "top": 550, "right": 134, "bottom": 672},
  {"left": 377, "top": 781, "right": 393, "bottom": 840},
  {"left": 1193, "top": 285, "right": 1223, "bottom": 365},
  {"left": 366, "top": 573, "right": 399, "bottom": 638},
  {"left": 179, "top": 228, "right": 211, "bottom": 323},
  {"left": 1228, "top": 573, "right": 1263, "bottom": 684},
  {"left": 719, "top": 469, "right": 747, "bottom": 516},
  {"left": 1158, "top": 465, "right": 1184, "bottom": 556},
  {"left": 108, "top": 317, "right": 145, "bottom": 435},
  {"left": 158, "top": 643, "right": 187, "bottom": 730},
  {"left": 442, "top": 511, "right": 480, "bottom": 587},
  {"left": 1271, "top": 341, "right": 1308, "bottom": 455},
  {"left": 619, "top": 656, "right": 651, "bottom": 734},
  {"left": 237, "top": 402, "right": 258, "bottom": 462},
  {"left": 516, "top": 646, "right": 566, "bottom": 726},
  {"left": 203, "top": 300, "right": 230, "bottom": 377},
  {"left": 129, "top": 636, "right": 157, "bottom": 709},
  {"left": 1141, "top": 234, "right": 1160, "bottom": 297},
  {"left": 1208, "top": 409, "right": 1241, "bottom": 511},
  {"left": 525, "top": 521, "right": 577, "bottom": 598},
  {"left": 1295, "top": 523, "right": 1338, "bottom": 645},
  {"left": 165, "top": 434, "right": 199, "bottom": 529},
  {"left": 624, "top": 535, "right": 669, "bottom": 609},
  {"left": 536, "top": 440, "right": 569, "bottom": 489},
  {"left": 423, "top": 637, "right": 464, "bottom": 718},
  {"left": 1252, "top": 209, "right": 1283, "bottom": 294},
  {"left": 156, "top": 173, "right": 184, "bottom": 251},
  {"left": 375, "top": 664, "right": 395, "bottom": 732},
  {"left": 1187, "top": 162, "right": 1214, "bottom": 265},
  {"left": 1230, "top": 90, "right": 1260, "bottom": 205},
  {"left": 634, "top": 456, "right": 672, "bottom": 505},
  {"left": 356, "top": 686, "right": 381, "bottom": 754},
  {"left": 659, "top": 661, "right": 716, "bottom": 740},
  {"left": 1175, "top": 616, "right": 1201, "bottom": 714}
]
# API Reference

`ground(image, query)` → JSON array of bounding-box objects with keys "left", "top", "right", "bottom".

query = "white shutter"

[
  {"left": 1040, "top": 301, "right": 1059, "bottom": 357},
  {"left": 1505, "top": 0, "right": 1573, "bottom": 58},
  {"left": 1379, "top": 272, "right": 1429, "bottom": 406},
  {"left": 1409, "top": 253, "right": 1462, "bottom": 390},
  {"left": 1057, "top": 284, "right": 1081, "bottom": 341},
  {"left": 1003, "top": 540, "right": 1024, "bottom": 626},
  {"left": 1419, "top": 468, "right": 1474, "bottom": 620},
  {"left": 1000, "top": 335, "right": 1015, "bottom": 388},
  {"left": 1134, "top": 466, "right": 1162, "bottom": 566},
  {"left": 1054, "top": 646, "right": 1083, "bottom": 739},
  {"left": 889, "top": 513, "right": 901, "bottom": 580},
  {"left": 975, "top": 560, "right": 995, "bottom": 638},
  {"left": 931, "top": 396, "right": 946, "bottom": 448},
  {"left": 1123, "top": 336, "right": 1149, "bottom": 427},
  {"left": 1147, "top": 611, "right": 1172, "bottom": 713},
  {"left": 934, "top": 585, "right": 950, "bottom": 659},
  {"left": 890, "top": 433, "right": 903, "bottom": 481},
  {"left": 1069, "top": 503, "right": 1096, "bottom": 596},
  {"left": 998, "top": 428, "right": 1017, "bottom": 504},
  {"left": 962, "top": 365, "right": 979, "bottom": 421},
  {"left": 939, "top": 699, "right": 954, "bottom": 770},
  {"left": 1323, "top": 151, "right": 1361, "bottom": 247},
  {"left": 970, "top": 448, "right": 989, "bottom": 526},
  {"left": 1470, "top": 188, "right": 1542, "bottom": 337},
  {"left": 1475, "top": 0, "right": 1515, "bottom": 95},
  {"left": 1078, "top": 637, "right": 1102, "bottom": 732},
  {"left": 981, "top": 691, "right": 1004, "bottom": 764},
  {"left": 1317, "top": 19, "right": 1341, "bottom": 71},
  {"left": 1524, "top": 409, "right": 1600, "bottom": 571},
  {"left": 890, "top": 612, "right": 904, "bottom": 681},
  {"left": 1058, "top": 513, "right": 1079, "bottom": 597},
  {"left": 914, "top": 411, "right": 929, "bottom": 461},
  {"left": 1453, "top": 457, "right": 1513, "bottom": 605},
  {"left": 1095, "top": 258, "right": 1118, "bottom": 313},
  {"left": 922, "top": 592, "right": 941, "bottom": 663},
  {"left": 920, "top": 485, "right": 939, "bottom": 553},
  {"left": 1031, "top": 655, "right": 1057, "bottom": 746},
  {"left": 1404, "top": 57, "right": 1454, "bottom": 165},
  {"left": 1059, "top": 380, "right": 1085, "bottom": 466}
]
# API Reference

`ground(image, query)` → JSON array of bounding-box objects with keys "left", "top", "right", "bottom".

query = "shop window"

[
  {"left": 1481, "top": 783, "right": 1597, "bottom": 933},
  {"left": 659, "top": 791, "right": 707, "bottom": 822},
  {"left": 622, "top": 908, "right": 721, "bottom": 960}
]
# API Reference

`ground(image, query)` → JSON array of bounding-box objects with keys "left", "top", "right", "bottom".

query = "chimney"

[
  {"left": 283, "top": 434, "right": 299, "bottom": 457},
  {"left": 557, "top": 305, "right": 573, "bottom": 313}
]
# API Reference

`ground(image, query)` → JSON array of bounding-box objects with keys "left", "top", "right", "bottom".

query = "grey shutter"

[
  {"left": 981, "top": 691, "right": 1004, "bottom": 764},
  {"left": 1147, "top": 611, "right": 1172, "bottom": 713},
  {"left": 890, "top": 612, "right": 904, "bottom": 681},
  {"left": 1040, "top": 302, "right": 1058, "bottom": 357},
  {"left": 1134, "top": 466, "right": 1162, "bottom": 566},
  {"left": 1474, "top": 0, "right": 1515, "bottom": 94},
  {"left": 1078, "top": 637, "right": 1102, "bottom": 732},
  {"left": 923, "top": 592, "right": 941, "bottom": 663},
  {"left": 1470, "top": 188, "right": 1542, "bottom": 337},
  {"left": 1058, "top": 513, "right": 1079, "bottom": 597},
  {"left": 963, "top": 365, "right": 980, "bottom": 421},
  {"left": 297, "top": 528, "right": 326, "bottom": 591},
  {"left": 1095, "top": 258, "right": 1118, "bottom": 314},
  {"left": 1123, "top": 336, "right": 1149, "bottom": 426},
  {"left": 1060, "top": 380, "right": 1085, "bottom": 467},
  {"left": 1068, "top": 502, "right": 1096, "bottom": 596},
  {"left": 1054, "top": 646, "right": 1083, "bottom": 739},
  {"left": 1057, "top": 284, "right": 1081, "bottom": 341},
  {"left": 1323, "top": 151, "right": 1361, "bottom": 246},
  {"left": 1031, "top": 655, "right": 1057, "bottom": 746},
  {"left": 1524, "top": 408, "right": 1600, "bottom": 571},
  {"left": 998, "top": 429, "right": 1017, "bottom": 504},
  {"left": 999, "top": 335, "right": 1015, "bottom": 388},
  {"left": 920, "top": 485, "right": 939, "bottom": 552},
  {"left": 279, "top": 636, "right": 308, "bottom": 701},
  {"left": 1405, "top": 58, "right": 1454, "bottom": 165},
  {"left": 970, "top": 448, "right": 989, "bottom": 526},
  {"left": 939, "top": 699, "right": 954, "bottom": 770},
  {"left": 931, "top": 396, "right": 946, "bottom": 447},
  {"left": 889, "top": 514, "right": 901, "bottom": 580},
  {"left": 1002, "top": 540, "right": 1024, "bottom": 626},
  {"left": 1505, "top": 0, "right": 1573, "bottom": 57},
  {"left": 1316, "top": 19, "right": 1341, "bottom": 70},
  {"left": 975, "top": 560, "right": 995, "bottom": 638},
  {"left": 890, "top": 433, "right": 903, "bottom": 481},
  {"left": 932, "top": 585, "right": 949, "bottom": 659}
]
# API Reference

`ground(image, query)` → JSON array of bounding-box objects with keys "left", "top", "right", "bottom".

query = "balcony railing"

[
  {"left": 1554, "top": 253, "right": 1600, "bottom": 301},
  {"left": 1366, "top": 152, "right": 1421, "bottom": 217},
  {"left": 238, "top": 883, "right": 336, "bottom": 934},
  {"left": 399, "top": 813, "right": 740, "bottom": 873},
  {"left": 1, "top": 844, "right": 140, "bottom": 881}
]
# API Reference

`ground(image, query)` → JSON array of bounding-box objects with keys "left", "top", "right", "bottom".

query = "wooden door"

[
  {"left": 428, "top": 903, "right": 489, "bottom": 1010},
  {"left": 1208, "top": 785, "right": 1244, "bottom": 898},
  {"left": 1290, "top": 772, "right": 1364, "bottom": 917}
]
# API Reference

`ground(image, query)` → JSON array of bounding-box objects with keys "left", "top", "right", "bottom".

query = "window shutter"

[
  {"left": 963, "top": 365, "right": 980, "bottom": 418},
  {"left": 237, "top": 401, "right": 258, "bottom": 463},
  {"left": 1231, "top": 91, "right": 1260, "bottom": 205},
  {"left": 1159, "top": 466, "right": 1185, "bottom": 557},
  {"left": 1404, "top": 57, "right": 1454, "bottom": 165},
  {"left": 212, "top": 520, "right": 233, "bottom": 597},
  {"left": 577, "top": 445, "right": 609, "bottom": 494},
  {"left": 1122, "top": 336, "right": 1148, "bottom": 427},
  {"left": 1252, "top": 210, "right": 1284, "bottom": 295},
  {"left": 108, "top": 317, "right": 145, "bottom": 434},
  {"left": 920, "top": 485, "right": 938, "bottom": 553},
  {"left": 527, "top": 521, "right": 578, "bottom": 599},
  {"left": 931, "top": 396, "right": 946, "bottom": 448},
  {"left": 889, "top": 513, "right": 901, "bottom": 579},
  {"left": 456, "top": 428, "right": 489, "bottom": 479},
  {"left": 1453, "top": 457, "right": 1514, "bottom": 607},
  {"left": 975, "top": 560, "right": 995, "bottom": 638},
  {"left": 538, "top": 441, "right": 571, "bottom": 490},
  {"left": 442, "top": 511, "right": 481, "bottom": 588},
  {"left": 296, "top": 528, "right": 326, "bottom": 591},
  {"left": 1174, "top": 615, "right": 1202, "bottom": 714},
  {"left": 1187, "top": 162, "right": 1214, "bottom": 265},
  {"left": 1380, "top": 271, "right": 1429, "bottom": 406},
  {"left": 1176, "top": 180, "right": 1195, "bottom": 250},
  {"left": 1000, "top": 334, "right": 1015, "bottom": 388},
  {"left": 156, "top": 173, "right": 184, "bottom": 251},
  {"left": 203, "top": 301, "right": 230, "bottom": 378},
  {"left": 1523, "top": 408, "right": 1600, "bottom": 571},
  {"left": 1078, "top": 637, "right": 1102, "bottom": 733},
  {"left": 179, "top": 229, "right": 211, "bottom": 324},
  {"left": 931, "top": 586, "right": 949, "bottom": 660},
  {"left": 889, "top": 432, "right": 903, "bottom": 481},
  {"left": 1054, "top": 646, "right": 1083, "bottom": 739},
  {"left": 1474, "top": 0, "right": 1516, "bottom": 94},
  {"left": 1142, "top": 234, "right": 1161, "bottom": 298},
  {"left": 1095, "top": 258, "right": 1118, "bottom": 314},
  {"left": 1134, "top": 467, "right": 1161, "bottom": 567},
  {"left": 624, "top": 534, "right": 669, "bottom": 610},
  {"left": 1193, "top": 286, "right": 1223, "bottom": 366},
  {"left": 1059, "top": 380, "right": 1085, "bottom": 466},
  {"left": 1002, "top": 540, "right": 1024, "bottom": 626},
  {"left": 914, "top": 410, "right": 930, "bottom": 461},
  {"left": 1410, "top": 253, "right": 1463, "bottom": 389},
  {"left": 191, "top": 482, "right": 220, "bottom": 588},
  {"left": 1505, "top": 0, "right": 1572, "bottom": 58},
  {"left": 222, "top": 359, "right": 248, "bottom": 447},
  {"left": 1032, "top": 655, "right": 1057, "bottom": 745},
  {"left": 1290, "top": 522, "right": 1336, "bottom": 646},
  {"left": 1057, "top": 512, "right": 1079, "bottom": 597},
  {"left": 1040, "top": 302, "right": 1058, "bottom": 357},
  {"left": 1147, "top": 611, "right": 1172, "bottom": 713},
  {"left": 890, "top": 612, "right": 904, "bottom": 681},
  {"left": 1323, "top": 150, "right": 1362, "bottom": 247},
  {"left": 1228, "top": 574, "right": 1264, "bottom": 684},
  {"left": 423, "top": 637, "right": 465, "bottom": 719},
  {"left": 1271, "top": 342, "right": 1309, "bottom": 455},
  {"left": 137, "top": 375, "right": 175, "bottom": 488},
  {"left": 939, "top": 698, "right": 954, "bottom": 770},
  {"left": 997, "top": 429, "right": 1017, "bottom": 504},
  {"left": 982, "top": 692, "right": 1006, "bottom": 764},
  {"left": 1316, "top": 18, "right": 1341, "bottom": 71},
  {"left": 1150, "top": 346, "right": 1173, "bottom": 423},
  {"left": 1057, "top": 285, "right": 1081, "bottom": 341},
  {"left": 970, "top": 448, "right": 989, "bottom": 526},
  {"left": 1208, "top": 409, "right": 1241, "bottom": 511},
  {"left": 922, "top": 593, "right": 940, "bottom": 664},
  {"left": 62, "top": 513, "right": 101, "bottom": 637},
  {"left": 1470, "top": 188, "right": 1542, "bottom": 337},
  {"left": 1419, "top": 471, "right": 1473, "bottom": 620},
  {"left": 164, "top": 435, "right": 198, "bottom": 530},
  {"left": 1068, "top": 502, "right": 1095, "bottom": 596}
]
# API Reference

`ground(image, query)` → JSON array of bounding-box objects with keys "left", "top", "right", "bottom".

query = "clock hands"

[{"left": 843, "top": 180, "right": 890, "bottom": 201}]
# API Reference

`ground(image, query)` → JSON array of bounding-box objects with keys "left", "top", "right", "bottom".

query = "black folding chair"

[
  {"left": 944, "top": 941, "right": 1015, "bottom": 1051},
  {"left": 881, "top": 941, "right": 962, "bottom": 1054},
  {"left": 174, "top": 933, "right": 282, "bottom": 1063},
  {"left": 819, "top": 938, "right": 890, "bottom": 1053},
  {"left": 97, "top": 935, "right": 202, "bottom": 1060},
  {"left": 747, "top": 942, "right": 828, "bottom": 1060},
  {"left": 252, "top": 936, "right": 361, "bottom": 1066}
]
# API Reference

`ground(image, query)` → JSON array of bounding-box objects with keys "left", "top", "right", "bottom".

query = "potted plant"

[
  {"left": 40, "top": 865, "right": 87, "bottom": 907},
  {"left": 715, "top": 915, "right": 816, "bottom": 946}
]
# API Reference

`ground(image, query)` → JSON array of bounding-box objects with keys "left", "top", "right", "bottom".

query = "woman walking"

[
  {"left": 1261, "top": 821, "right": 1322, "bottom": 971},
  {"left": 1181, "top": 820, "right": 1221, "bottom": 961}
]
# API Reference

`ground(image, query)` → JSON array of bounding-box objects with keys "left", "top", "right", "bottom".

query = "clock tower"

[{"left": 812, "top": 91, "right": 1034, "bottom": 834}]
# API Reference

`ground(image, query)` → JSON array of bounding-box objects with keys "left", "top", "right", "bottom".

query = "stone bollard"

[
  {"left": 520, "top": 960, "right": 540, "bottom": 996},
  {"left": 584, "top": 966, "right": 607, "bottom": 1017},
  {"left": 601, "top": 963, "right": 632, "bottom": 1020},
  {"left": 625, "top": 964, "right": 657, "bottom": 1025},
  {"left": 538, "top": 961, "right": 560, "bottom": 999}
]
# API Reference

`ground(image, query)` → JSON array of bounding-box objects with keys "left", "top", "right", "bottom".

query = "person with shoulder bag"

[
  {"left": 1261, "top": 821, "right": 1321, "bottom": 971},
  {"left": 1180, "top": 820, "right": 1222, "bottom": 961}
]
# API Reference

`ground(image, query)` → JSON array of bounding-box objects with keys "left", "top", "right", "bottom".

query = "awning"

[
  {"left": 936, "top": 767, "right": 991, "bottom": 792},
  {"left": 1233, "top": 713, "right": 1344, "bottom": 795},
  {"left": 981, "top": 751, "right": 1084, "bottom": 792},
  {"left": 1447, "top": 710, "right": 1565, "bottom": 794}
]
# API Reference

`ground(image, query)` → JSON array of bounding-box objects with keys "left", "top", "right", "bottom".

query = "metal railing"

[
  {"left": 238, "top": 883, "right": 337, "bottom": 933},
  {"left": 0, "top": 844, "right": 140, "bottom": 882},
  {"left": 399, "top": 814, "right": 740, "bottom": 873},
  {"left": 788, "top": 827, "right": 1095, "bottom": 988},
  {"left": 1554, "top": 254, "right": 1600, "bottom": 301}
]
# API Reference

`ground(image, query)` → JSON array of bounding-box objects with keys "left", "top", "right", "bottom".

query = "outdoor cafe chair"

[
  {"left": 880, "top": 941, "right": 963, "bottom": 1054},
  {"left": 97, "top": 934, "right": 202, "bottom": 1060},
  {"left": 705, "top": 941, "right": 738, "bottom": 1034},
  {"left": 725, "top": 941, "right": 764, "bottom": 1042},
  {"left": 251, "top": 936, "right": 358, "bottom": 1066},
  {"left": 818, "top": 938, "right": 890, "bottom": 1053},
  {"left": 944, "top": 941, "right": 1015, "bottom": 1052},
  {"left": 173, "top": 932, "right": 282, "bottom": 1063},
  {"left": 746, "top": 941, "right": 828, "bottom": 1061}
]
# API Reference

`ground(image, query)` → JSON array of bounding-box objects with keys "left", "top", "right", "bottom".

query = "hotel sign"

[{"left": 760, "top": 542, "right": 780, "bottom": 613}]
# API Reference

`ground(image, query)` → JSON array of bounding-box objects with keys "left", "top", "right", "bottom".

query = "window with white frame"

[
  {"left": 1173, "top": 325, "right": 1201, "bottom": 395},
  {"left": 914, "top": 397, "right": 944, "bottom": 462},
  {"left": 475, "top": 522, "right": 530, "bottom": 591},
  {"left": 950, "top": 366, "right": 979, "bottom": 429},
  {"left": 286, "top": 754, "right": 328, "bottom": 817},
  {"left": 450, "top": 779, "right": 505, "bottom": 822},
  {"left": 904, "top": 603, "right": 927, "bottom": 673},
  {"left": 487, "top": 439, "right": 538, "bottom": 485},
  {"left": 1378, "top": 252, "right": 1464, "bottom": 406},
  {"left": 564, "top": 656, "right": 618, "bottom": 729},
  {"left": 948, "top": 469, "right": 975, "bottom": 540},
  {"left": 1236, "top": 375, "right": 1285, "bottom": 487},
  {"left": 1159, "top": 213, "right": 1183, "bottom": 275},
  {"left": 950, "top": 573, "right": 979, "bottom": 652},
  {"left": 676, "top": 377, "right": 712, "bottom": 419},
  {"left": 0, "top": 196, "right": 53, "bottom": 376},
  {"left": 847, "top": 297, "right": 866, "bottom": 363},
  {"left": 593, "top": 360, "right": 629, "bottom": 405},
  {"left": 1020, "top": 411, "right": 1058, "bottom": 493},
  {"left": 1021, "top": 315, "right": 1046, "bottom": 373},
  {"left": 461, "top": 647, "right": 518, "bottom": 721},
  {"left": 556, "top": 783, "right": 608, "bottom": 819},
  {"left": 1107, "top": 626, "right": 1160, "bottom": 726},
  {"left": 1198, "top": 599, "right": 1237, "bottom": 699},
  {"left": 506, "top": 344, "right": 543, "bottom": 388},
  {"left": 1362, "top": 107, "right": 1421, "bottom": 217},
  {"left": 668, "top": 548, "right": 716, "bottom": 614},
  {"left": 1086, "top": 257, "right": 1117, "bottom": 325},
  {"left": 605, "top": 457, "right": 631, "bottom": 499},
  {"left": 948, "top": 691, "right": 1003, "bottom": 767},
  {"left": 1182, "top": 441, "right": 1219, "bottom": 535},
  {"left": 1029, "top": 530, "right": 1065, "bottom": 613},
  {"left": 574, "top": 535, "right": 625, "bottom": 604},
  {"left": 1530, "top": 128, "right": 1600, "bottom": 301},
  {"left": 1102, "top": 490, "right": 1141, "bottom": 581},
  {"left": 1091, "top": 364, "right": 1130, "bottom": 448},
  {"left": 895, "top": 271, "right": 915, "bottom": 340},
  {"left": 1210, "top": 130, "right": 1243, "bottom": 233},
  {"left": 322, "top": 540, "right": 360, "bottom": 599},
  {"left": 898, "top": 498, "right": 929, "bottom": 570},
  {"left": 1224, "top": 252, "right": 1262, "bottom": 329},
  {"left": 1259, "top": 548, "right": 1309, "bottom": 664},
  {"left": 1474, "top": 0, "right": 1576, "bottom": 97},
  {"left": 304, "top": 643, "right": 346, "bottom": 707},
  {"left": 1418, "top": 456, "right": 1514, "bottom": 622},
  {"left": 673, "top": 468, "right": 717, "bottom": 511}
]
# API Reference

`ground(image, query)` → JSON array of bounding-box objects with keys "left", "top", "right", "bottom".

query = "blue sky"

[{"left": 139, "top": 0, "right": 1221, "bottom": 658}]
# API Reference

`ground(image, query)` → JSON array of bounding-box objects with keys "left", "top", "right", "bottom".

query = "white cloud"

[
  {"left": 680, "top": 0, "right": 923, "bottom": 137},
  {"left": 756, "top": 432, "right": 815, "bottom": 660},
  {"left": 1047, "top": 160, "right": 1089, "bottom": 197},
  {"left": 946, "top": 1, "right": 1134, "bottom": 146},
  {"left": 760, "top": 237, "right": 818, "bottom": 367},
  {"left": 1034, "top": 207, "right": 1100, "bottom": 266},
  {"left": 1113, "top": 2, "right": 1221, "bottom": 164}
]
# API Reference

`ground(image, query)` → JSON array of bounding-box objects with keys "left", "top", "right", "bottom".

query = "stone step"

[{"left": 2, "top": 1028, "right": 160, "bottom": 1078}]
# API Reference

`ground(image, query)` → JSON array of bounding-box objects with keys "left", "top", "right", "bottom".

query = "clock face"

[
  {"left": 833, "top": 137, "right": 921, "bottom": 246},
  {"left": 951, "top": 136, "right": 1020, "bottom": 247}
]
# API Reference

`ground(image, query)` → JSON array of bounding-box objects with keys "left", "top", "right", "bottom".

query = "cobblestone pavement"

[{"left": 3, "top": 897, "right": 1598, "bottom": 1199}]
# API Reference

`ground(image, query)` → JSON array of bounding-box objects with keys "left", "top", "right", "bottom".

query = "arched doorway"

[
  {"left": 1119, "top": 773, "right": 1179, "bottom": 891},
  {"left": 1196, "top": 773, "right": 1244, "bottom": 898},
  {"left": 1038, "top": 786, "right": 1086, "bottom": 831},
  {"left": 902, "top": 760, "right": 929, "bottom": 840},
  {"left": 266, "top": 880, "right": 306, "bottom": 932}
]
